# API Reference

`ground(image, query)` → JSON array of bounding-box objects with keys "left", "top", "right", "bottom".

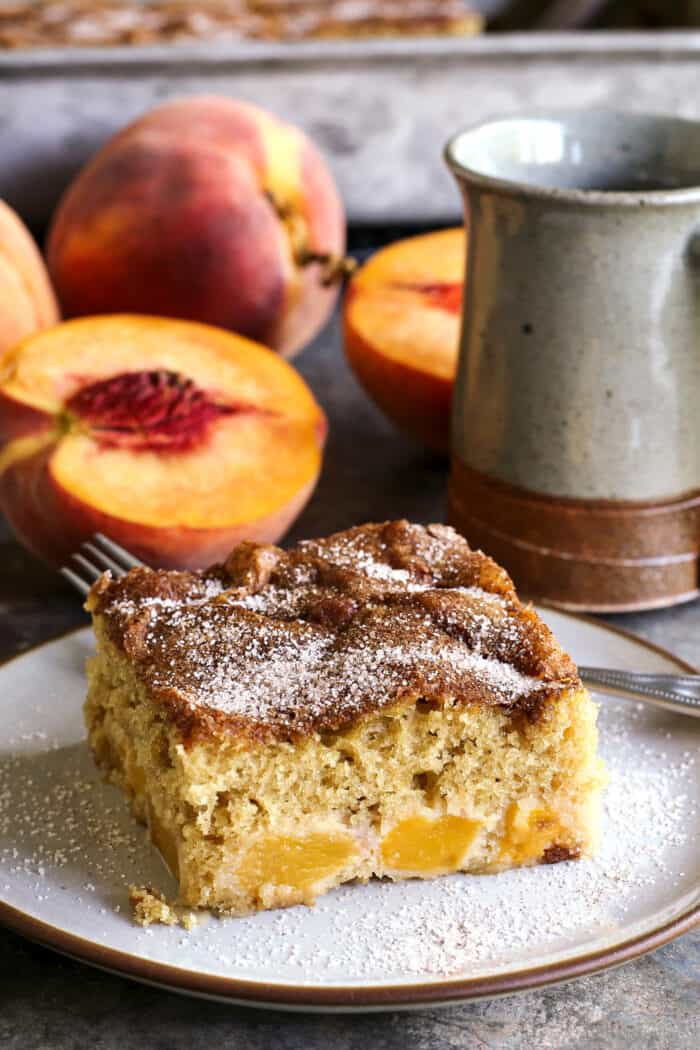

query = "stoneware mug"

[{"left": 444, "top": 110, "right": 700, "bottom": 612}]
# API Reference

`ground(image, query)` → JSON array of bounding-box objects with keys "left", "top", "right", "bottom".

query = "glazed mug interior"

[{"left": 446, "top": 111, "right": 700, "bottom": 196}]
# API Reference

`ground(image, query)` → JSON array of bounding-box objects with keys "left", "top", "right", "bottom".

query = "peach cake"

[{"left": 84, "top": 520, "right": 605, "bottom": 916}]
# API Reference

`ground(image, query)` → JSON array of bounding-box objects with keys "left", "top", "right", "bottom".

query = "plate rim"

[{"left": 0, "top": 613, "right": 698, "bottom": 1010}]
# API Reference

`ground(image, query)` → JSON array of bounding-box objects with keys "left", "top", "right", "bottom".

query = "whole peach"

[{"left": 46, "top": 97, "right": 347, "bottom": 358}]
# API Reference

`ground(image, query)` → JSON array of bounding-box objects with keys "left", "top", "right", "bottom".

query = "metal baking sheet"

[{"left": 2, "top": 31, "right": 700, "bottom": 229}]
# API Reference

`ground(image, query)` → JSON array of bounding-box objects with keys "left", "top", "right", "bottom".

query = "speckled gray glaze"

[{"left": 445, "top": 111, "right": 700, "bottom": 502}]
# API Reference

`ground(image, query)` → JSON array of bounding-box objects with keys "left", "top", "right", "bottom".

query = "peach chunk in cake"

[{"left": 84, "top": 520, "right": 605, "bottom": 916}]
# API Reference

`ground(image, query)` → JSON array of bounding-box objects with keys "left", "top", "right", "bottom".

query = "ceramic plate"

[{"left": 0, "top": 610, "right": 698, "bottom": 1012}]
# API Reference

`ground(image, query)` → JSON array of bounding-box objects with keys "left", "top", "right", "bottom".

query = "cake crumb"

[
  {"left": 129, "top": 884, "right": 178, "bottom": 927},
  {"left": 128, "top": 883, "right": 203, "bottom": 930},
  {"left": 180, "top": 909, "right": 200, "bottom": 931}
]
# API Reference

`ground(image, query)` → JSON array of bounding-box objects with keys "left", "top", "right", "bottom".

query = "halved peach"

[
  {"left": 0, "top": 314, "right": 326, "bottom": 568},
  {"left": 0, "top": 199, "right": 60, "bottom": 355},
  {"left": 343, "top": 228, "right": 464, "bottom": 453}
]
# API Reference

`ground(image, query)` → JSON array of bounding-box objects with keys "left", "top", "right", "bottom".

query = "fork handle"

[{"left": 579, "top": 666, "right": 700, "bottom": 718}]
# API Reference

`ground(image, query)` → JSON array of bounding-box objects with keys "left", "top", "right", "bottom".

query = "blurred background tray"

[{"left": 2, "top": 30, "right": 700, "bottom": 229}]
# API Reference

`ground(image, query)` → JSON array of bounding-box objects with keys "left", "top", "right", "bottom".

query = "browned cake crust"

[{"left": 87, "top": 521, "right": 580, "bottom": 747}]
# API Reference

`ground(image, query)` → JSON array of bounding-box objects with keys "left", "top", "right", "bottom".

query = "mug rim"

[{"left": 444, "top": 109, "right": 700, "bottom": 207}]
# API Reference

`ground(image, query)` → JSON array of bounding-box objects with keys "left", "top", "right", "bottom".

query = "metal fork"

[
  {"left": 578, "top": 667, "right": 700, "bottom": 719},
  {"left": 61, "top": 534, "right": 700, "bottom": 719},
  {"left": 60, "top": 533, "right": 143, "bottom": 596}
]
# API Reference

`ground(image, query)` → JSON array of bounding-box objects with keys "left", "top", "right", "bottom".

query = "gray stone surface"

[{"left": 0, "top": 313, "right": 698, "bottom": 1047}]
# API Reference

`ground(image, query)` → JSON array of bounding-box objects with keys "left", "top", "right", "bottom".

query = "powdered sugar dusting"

[
  {"left": 300, "top": 526, "right": 454, "bottom": 591},
  {"left": 147, "top": 611, "right": 547, "bottom": 724},
  {"left": 93, "top": 522, "right": 576, "bottom": 736},
  {"left": 110, "top": 575, "right": 225, "bottom": 617}
]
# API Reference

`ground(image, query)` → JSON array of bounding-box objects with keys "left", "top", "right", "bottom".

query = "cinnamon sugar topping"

[{"left": 88, "top": 521, "right": 580, "bottom": 744}]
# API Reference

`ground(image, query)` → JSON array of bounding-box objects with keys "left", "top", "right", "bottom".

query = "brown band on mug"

[{"left": 448, "top": 458, "right": 700, "bottom": 612}]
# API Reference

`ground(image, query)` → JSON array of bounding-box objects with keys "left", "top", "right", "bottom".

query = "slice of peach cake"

[{"left": 84, "top": 520, "right": 605, "bottom": 915}]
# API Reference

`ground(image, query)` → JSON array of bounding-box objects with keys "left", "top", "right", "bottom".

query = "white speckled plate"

[{"left": 0, "top": 610, "right": 698, "bottom": 1012}]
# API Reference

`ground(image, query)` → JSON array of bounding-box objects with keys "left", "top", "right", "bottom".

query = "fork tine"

[
  {"left": 81, "top": 542, "right": 129, "bottom": 578},
  {"left": 60, "top": 566, "right": 91, "bottom": 597},
  {"left": 93, "top": 532, "right": 143, "bottom": 570},
  {"left": 71, "top": 552, "right": 106, "bottom": 581},
  {"left": 60, "top": 533, "right": 143, "bottom": 599}
]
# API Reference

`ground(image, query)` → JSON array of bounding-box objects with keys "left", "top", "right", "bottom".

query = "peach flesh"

[
  {"left": 343, "top": 228, "right": 465, "bottom": 454},
  {"left": 380, "top": 815, "right": 481, "bottom": 873},
  {"left": 394, "top": 281, "right": 463, "bottom": 315},
  {"left": 237, "top": 833, "right": 358, "bottom": 896},
  {"left": 0, "top": 315, "right": 326, "bottom": 568}
]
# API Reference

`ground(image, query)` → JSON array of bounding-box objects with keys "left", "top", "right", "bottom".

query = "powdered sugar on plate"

[{"left": 0, "top": 623, "right": 697, "bottom": 989}]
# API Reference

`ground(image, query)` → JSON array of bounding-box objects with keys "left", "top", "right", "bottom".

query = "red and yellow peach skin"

[
  {"left": 47, "top": 96, "right": 347, "bottom": 358},
  {"left": 0, "top": 199, "right": 60, "bottom": 355}
]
